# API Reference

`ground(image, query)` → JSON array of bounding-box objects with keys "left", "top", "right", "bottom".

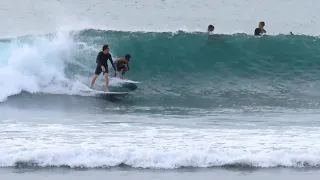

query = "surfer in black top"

[
  {"left": 254, "top": 21, "right": 266, "bottom": 36},
  {"left": 113, "top": 54, "right": 131, "bottom": 79},
  {"left": 90, "top": 44, "right": 118, "bottom": 92}
]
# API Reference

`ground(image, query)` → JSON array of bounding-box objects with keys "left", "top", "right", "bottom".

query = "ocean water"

[{"left": 1, "top": 0, "right": 320, "bottom": 179}]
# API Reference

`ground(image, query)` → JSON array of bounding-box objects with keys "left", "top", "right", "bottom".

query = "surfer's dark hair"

[
  {"left": 125, "top": 54, "right": 131, "bottom": 59},
  {"left": 260, "top": 21, "right": 265, "bottom": 26},
  {"left": 102, "top": 44, "right": 109, "bottom": 51}
]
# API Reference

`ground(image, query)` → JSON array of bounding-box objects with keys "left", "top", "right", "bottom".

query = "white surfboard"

[
  {"left": 110, "top": 77, "right": 141, "bottom": 84},
  {"left": 82, "top": 88, "right": 129, "bottom": 96},
  {"left": 95, "top": 91, "right": 129, "bottom": 95}
]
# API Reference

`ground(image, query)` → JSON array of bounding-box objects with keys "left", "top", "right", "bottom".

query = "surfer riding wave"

[
  {"left": 113, "top": 54, "right": 131, "bottom": 79},
  {"left": 90, "top": 44, "right": 118, "bottom": 92}
]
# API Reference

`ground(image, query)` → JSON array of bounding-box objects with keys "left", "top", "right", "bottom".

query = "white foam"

[
  {"left": 0, "top": 32, "right": 100, "bottom": 102},
  {"left": 0, "top": 116, "right": 320, "bottom": 169}
]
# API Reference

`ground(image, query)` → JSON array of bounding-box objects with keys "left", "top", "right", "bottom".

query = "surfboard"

[
  {"left": 109, "top": 77, "right": 140, "bottom": 91},
  {"left": 81, "top": 88, "right": 130, "bottom": 97},
  {"left": 110, "top": 77, "right": 141, "bottom": 84},
  {"left": 95, "top": 91, "right": 129, "bottom": 95}
]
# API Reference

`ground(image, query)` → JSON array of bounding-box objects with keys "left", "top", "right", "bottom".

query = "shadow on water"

[
  {"left": 120, "top": 83, "right": 138, "bottom": 91},
  {"left": 0, "top": 91, "right": 139, "bottom": 113}
]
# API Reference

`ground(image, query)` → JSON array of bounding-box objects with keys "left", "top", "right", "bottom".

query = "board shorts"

[
  {"left": 114, "top": 61, "right": 128, "bottom": 71},
  {"left": 95, "top": 65, "right": 108, "bottom": 75}
]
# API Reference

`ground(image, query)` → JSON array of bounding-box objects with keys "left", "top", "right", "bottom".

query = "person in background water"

[
  {"left": 90, "top": 44, "right": 118, "bottom": 92},
  {"left": 254, "top": 21, "right": 266, "bottom": 36},
  {"left": 207, "top": 24, "right": 214, "bottom": 33},
  {"left": 113, "top": 54, "right": 131, "bottom": 79}
]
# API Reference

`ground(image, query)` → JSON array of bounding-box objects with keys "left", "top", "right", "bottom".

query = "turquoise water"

[
  {"left": 4, "top": 30, "right": 318, "bottom": 108},
  {"left": 74, "top": 30, "right": 320, "bottom": 109}
]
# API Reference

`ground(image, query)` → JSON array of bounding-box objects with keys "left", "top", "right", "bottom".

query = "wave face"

[{"left": 1, "top": 30, "right": 320, "bottom": 109}]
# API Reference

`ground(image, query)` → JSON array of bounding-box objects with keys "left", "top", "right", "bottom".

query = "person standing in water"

[
  {"left": 90, "top": 44, "right": 118, "bottom": 92},
  {"left": 254, "top": 21, "right": 266, "bottom": 36}
]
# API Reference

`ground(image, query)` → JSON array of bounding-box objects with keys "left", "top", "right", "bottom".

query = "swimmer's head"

[
  {"left": 259, "top": 21, "right": 265, "bottom": 29},
  {"left": 207, "top": 25, "right": 214, "bottom": 32}
]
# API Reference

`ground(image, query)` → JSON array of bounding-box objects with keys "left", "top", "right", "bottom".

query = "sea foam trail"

[
  {"left": 0, "top": 32, "right": 99, "bottom": 102},
  {"left": 1, "top": 120, "right": 320, "bottom": 169},
  {"left": 0, "top": 33, "right": 66, "bottom": 101}
]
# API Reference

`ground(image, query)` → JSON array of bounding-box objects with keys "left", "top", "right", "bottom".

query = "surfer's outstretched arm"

[{"left": 109, "top": 57, "right": 117, "bottom": 72}]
